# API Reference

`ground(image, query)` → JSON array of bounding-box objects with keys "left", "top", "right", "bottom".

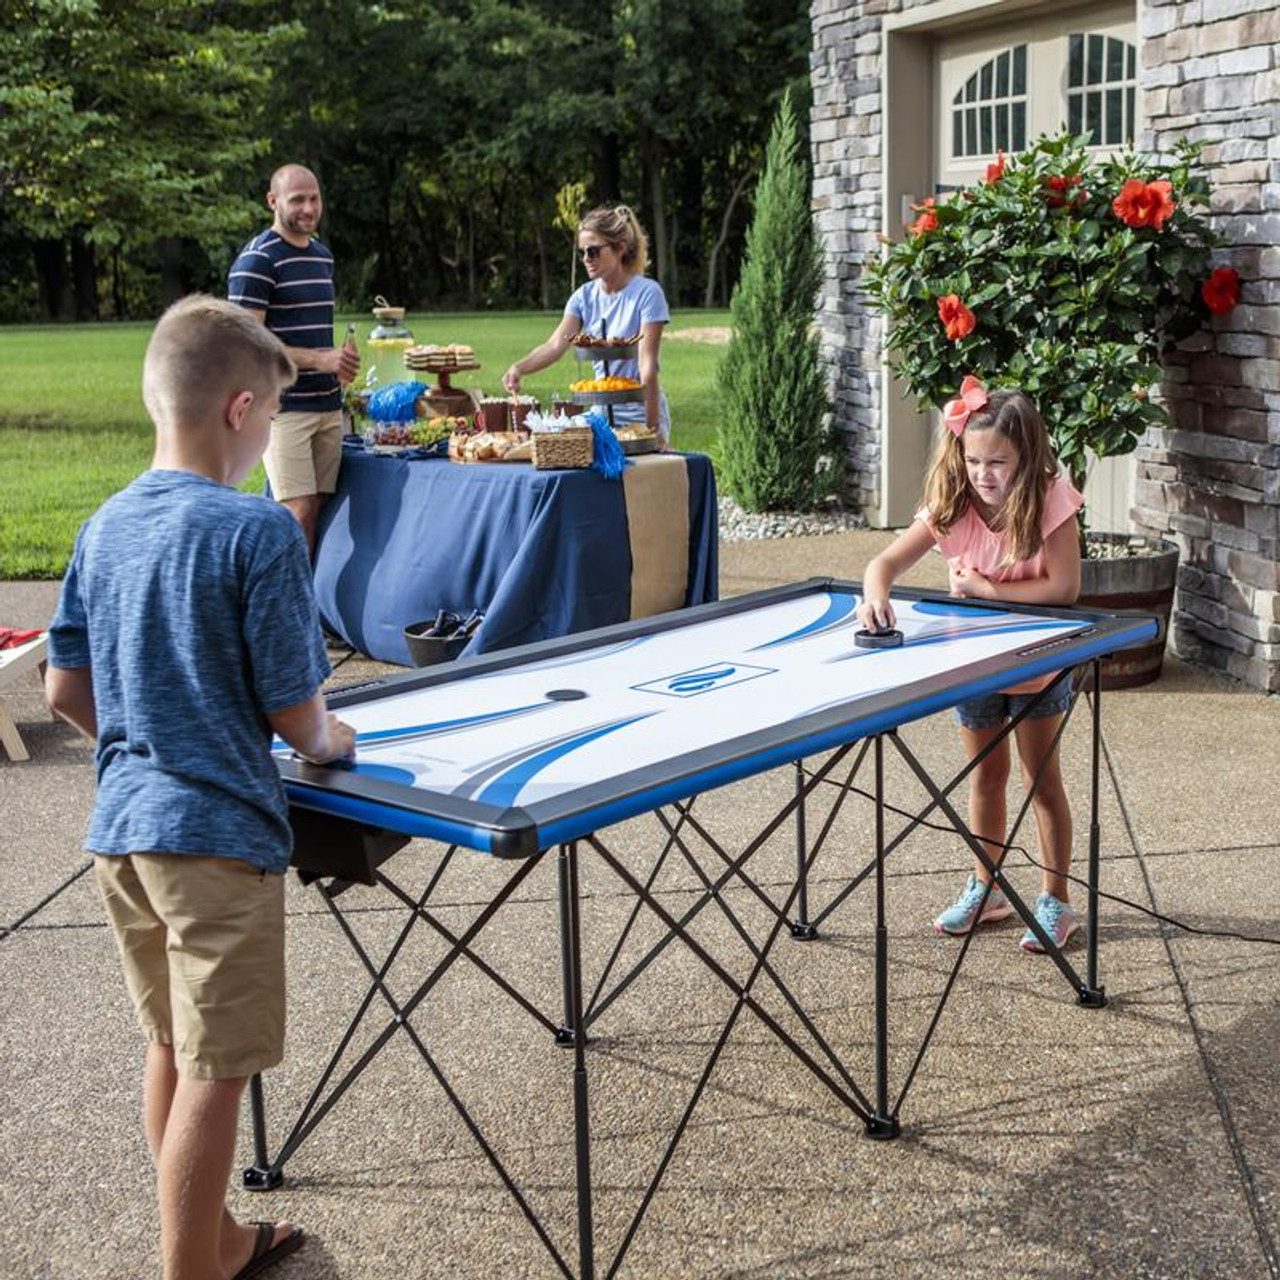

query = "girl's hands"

[
  {"left": 501, "top": 365, "right": 522, "bottom": 394},
  {"left": 856, "top": 597, "right": 896, "bottom": 631},
  {"left": 948, "top": 558, "right": 994, "bottom": 599}
]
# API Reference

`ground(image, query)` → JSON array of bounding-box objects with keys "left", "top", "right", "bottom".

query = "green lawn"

[{"left": 0, "top": 310, "right": 730, "bottom": 579}]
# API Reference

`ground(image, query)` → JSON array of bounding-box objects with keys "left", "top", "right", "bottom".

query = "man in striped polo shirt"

[{"left": 228, "top": 164, "right": 359, "bottom": 556}]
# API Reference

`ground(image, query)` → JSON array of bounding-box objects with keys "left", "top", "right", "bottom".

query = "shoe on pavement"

[
  {"left": 933, "top": 873, "right": 1014, "bottom": 936},
  {"left": 1020, "top": 892, "right": 1079, "bottom": 953}
]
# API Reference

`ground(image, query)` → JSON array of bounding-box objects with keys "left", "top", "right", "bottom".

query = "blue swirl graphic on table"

[
  {"left": 474, "top": 714, "right": 657, "bottom": 807},
  {"left": 749, "top": 592, "right": 860, "bottom": 650}
]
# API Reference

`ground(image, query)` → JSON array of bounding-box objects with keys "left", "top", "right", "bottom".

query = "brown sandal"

[{"left": 230, "top": 1222, "right": 305, "bottom": 1280}]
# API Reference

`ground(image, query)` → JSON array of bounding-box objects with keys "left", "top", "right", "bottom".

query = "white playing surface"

[{"left": 293, "top": 592, "right": 1085, "bottom": 809}]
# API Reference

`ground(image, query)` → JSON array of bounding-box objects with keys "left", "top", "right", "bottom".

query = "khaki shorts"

[
  {"left": 94, "top": 853, "right": 286, "bottom": 1080},
  {"left": 265, "top": 409, "right": 343, "bottom": 501}
]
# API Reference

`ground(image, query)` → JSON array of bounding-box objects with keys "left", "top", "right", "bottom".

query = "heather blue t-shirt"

[
  {"left": 47, "top": 470, "right": 331, "bottom": 872},
  {"left": 565, "top": 274, "right": 670, "bottom": 433}
]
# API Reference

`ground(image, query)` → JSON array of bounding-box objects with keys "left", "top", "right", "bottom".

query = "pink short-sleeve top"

[{"left": 914, "top": 476, "right": 1084, "bottom": 694}]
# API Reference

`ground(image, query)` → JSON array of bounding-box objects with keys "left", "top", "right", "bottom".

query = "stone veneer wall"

[
  {"left": 1132, "top": 0, "right": 1280, "bottom": 693},
  {"left": 810, "top": 0, "right": 1280, "bottom": 692},
  {"left": 810, "top": 0, "right": 889, "bottom": 516}
]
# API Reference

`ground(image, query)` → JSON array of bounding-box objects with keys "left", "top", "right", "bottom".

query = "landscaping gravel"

[{"left": 718, "top": 495, "right": 867, "bottom": 541}]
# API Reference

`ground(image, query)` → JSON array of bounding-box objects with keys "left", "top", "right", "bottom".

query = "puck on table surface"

[
  {"left": 854, "top": 628, "right": 904, "bottom": 649},
  {"left": 546, "top": 689, "right": 588, "bottom": 701}
]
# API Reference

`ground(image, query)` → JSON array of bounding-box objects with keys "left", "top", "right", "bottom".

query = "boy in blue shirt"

[{"left": 46, "top": 295, "right": 355, "bottom": 1280}]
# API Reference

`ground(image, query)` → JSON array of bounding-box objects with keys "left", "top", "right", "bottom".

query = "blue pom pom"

[
  {"left": 585, "top": 410, "right": 628, "bottom": 481},
  {"left": 367, "top": 382, "right": 427, "bottom": 424}
]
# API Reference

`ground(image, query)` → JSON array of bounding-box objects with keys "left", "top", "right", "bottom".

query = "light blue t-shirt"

[
  {"left": 565, "top": 274, "right": 670, "bottom": 432},
  {"left": 47, "top": 470, "right": 331, "bottom": 873}
]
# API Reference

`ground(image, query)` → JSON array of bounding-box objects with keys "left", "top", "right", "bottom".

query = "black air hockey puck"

[{"left": 854, "top": 628, "right": 904, "bottom": 649}]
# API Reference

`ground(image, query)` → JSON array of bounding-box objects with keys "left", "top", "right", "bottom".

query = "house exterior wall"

[
  {"left": 811, "top": 0, "right": 1280, "bottom": 692},
  {"left": 811, "top": 1, "right": 889, "bottom": 516},
  {"left": 1132, "top": 0, "right": 1280, "bottom": 692}
]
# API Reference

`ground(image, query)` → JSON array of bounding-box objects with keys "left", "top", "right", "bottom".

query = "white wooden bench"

[{"left": 0, "top": 634, "right": 49, "bottom": 762}]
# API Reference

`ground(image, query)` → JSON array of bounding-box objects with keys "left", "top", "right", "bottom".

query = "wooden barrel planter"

[{"left": 1078, "top": 535, "right": 1180, "bottom": 690}]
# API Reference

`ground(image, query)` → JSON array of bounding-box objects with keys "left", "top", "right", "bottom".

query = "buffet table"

[{"left": 312, "top": 444, "right": 718, "bottom": 665}]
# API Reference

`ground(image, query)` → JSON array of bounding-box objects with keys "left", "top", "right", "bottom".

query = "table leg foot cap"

[
  {"left": 864, "top": 1116, "right": 901, "bottom": 1141},
  {"left": 243, "top": 1165, "right": 284, "bottom": 1191}
]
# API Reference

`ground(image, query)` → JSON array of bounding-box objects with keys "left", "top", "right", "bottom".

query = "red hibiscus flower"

[
  {"left": 985, "top": 150, "right": 1006, "bottom": 183},
  {"left": 1045, "top": 173, "right": 1088, "bottom": 208},
  {"left": 1112, "top": 178, "right": 1176, "bottom": 230},
  {"left": 937, "top": 294, "right": 976, "bottom": 341},
  {"left": 909, "top": 197, "right": 938, "bottom": 237},
  {"left": 1201, "top": 266, "right": 1241, "bottom": 316}
]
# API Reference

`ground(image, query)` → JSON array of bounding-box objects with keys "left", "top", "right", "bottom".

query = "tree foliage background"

[
  {"left": 0, "top": 0, "right": 811, "bottom": 321},
  {"left": 717, "top": 90, "right": 836, "bottom": 511}
]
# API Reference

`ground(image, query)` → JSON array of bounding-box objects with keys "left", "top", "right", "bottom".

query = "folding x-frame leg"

[{"left": 777, "top": 660, "right": 1110, "bottom": 1135}]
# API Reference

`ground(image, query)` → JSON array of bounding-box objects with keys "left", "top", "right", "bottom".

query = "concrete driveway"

[{"left": 2, "top": 531, "right": 1277, "bottom": 1279}]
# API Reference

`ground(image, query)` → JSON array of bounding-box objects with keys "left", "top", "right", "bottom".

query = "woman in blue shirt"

[{"left": 503, "top": 205, "right": 671, "bottom": 447}]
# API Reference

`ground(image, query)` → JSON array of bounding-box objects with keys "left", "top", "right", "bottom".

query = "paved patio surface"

[{"left": 2, "top": 531, "right": 1277, "bottom": 1279}]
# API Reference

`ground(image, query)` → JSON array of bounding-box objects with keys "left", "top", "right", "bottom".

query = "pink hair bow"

[{"left": 942, "top": 375, "right": 988, "bottom": 437}]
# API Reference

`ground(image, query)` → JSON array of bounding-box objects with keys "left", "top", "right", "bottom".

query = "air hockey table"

[{"left": 247, "top": 579, "right": 1158, "bottom": 1278}]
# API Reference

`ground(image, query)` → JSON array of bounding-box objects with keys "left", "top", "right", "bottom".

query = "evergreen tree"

[{"left": 717, "top": 89, "right": 839, "bottom": 512}]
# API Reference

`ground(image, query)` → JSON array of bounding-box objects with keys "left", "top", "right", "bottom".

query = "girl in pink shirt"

[{"left": 857, "top": 381, "right": 1083, "bottom": 953}]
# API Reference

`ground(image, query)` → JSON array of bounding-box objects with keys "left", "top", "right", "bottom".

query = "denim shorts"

[{"left": 952, "top": 672, "right": 1074, "bottom": 731}]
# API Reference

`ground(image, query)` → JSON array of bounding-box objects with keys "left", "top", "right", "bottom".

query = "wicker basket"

[{"left": 532, "top": 427, "right": 594, "bottom": 470}]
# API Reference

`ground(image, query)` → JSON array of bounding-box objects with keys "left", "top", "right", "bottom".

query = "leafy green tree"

[
  {"left": 717, "top": 90, "right": 838, "bottom": 511},
  {"left": 0, "top": 0, "right": 814, "bottom": 318},
  {"left": 0, "top": 0, "right": 295, "bottom": 317}
]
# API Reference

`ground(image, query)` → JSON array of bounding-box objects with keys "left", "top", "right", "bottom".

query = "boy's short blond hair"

[{"left": 143, "top": 294, "right": 296, "bottom": 432}]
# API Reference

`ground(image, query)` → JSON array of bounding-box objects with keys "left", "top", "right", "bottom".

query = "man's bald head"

[
  {"left": 266, "top": 164, "right": 323, "bottom": 246},
  {"left": 269, "top": 164, "right": 318, "bottom": 197}
]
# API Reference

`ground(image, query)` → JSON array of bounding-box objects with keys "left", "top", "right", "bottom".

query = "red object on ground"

[{"left": 0, "top": 628, "right": 44, "bottom": 650}]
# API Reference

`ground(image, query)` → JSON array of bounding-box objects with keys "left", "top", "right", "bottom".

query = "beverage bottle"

[
  {"left": 338, "top": 323, "right": 358, "bottom": 386},
  {"left": 457, "top": 609, "right": 484, "bottom": 639}
]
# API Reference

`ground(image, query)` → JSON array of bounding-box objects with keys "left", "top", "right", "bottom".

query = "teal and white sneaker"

[
  {"left": 933, "top": 873, "right": 1013, "bottom": 936},
  {"left": 1020, "top": 892, "right": 1078, "bottom": 953}
]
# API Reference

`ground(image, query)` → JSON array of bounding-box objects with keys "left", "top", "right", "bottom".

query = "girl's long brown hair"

[{"left": 921, "top": 389, "right": 1060, "bottom": 567}]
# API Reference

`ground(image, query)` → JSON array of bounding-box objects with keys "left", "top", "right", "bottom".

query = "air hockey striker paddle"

[{"left": 853, "top": 627, "right": 904, "bottom": 649}]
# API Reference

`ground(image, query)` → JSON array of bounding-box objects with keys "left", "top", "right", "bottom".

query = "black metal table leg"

[
  {"left": 791, "top": 760, "right": 818, "bottom": 938},
  {"left": 564, "top": 842, "right": 595, "bottom": 1279},
  {"left": 867, "top": 735, "right": 900, "bottom": 1140},
  {"left": 1081, "top": 658, "right": 1107, "bottom": 1008},
  {"left": 557, "top": 844, "right": 583, "bottom": 1046},
  {"left": 243, "top": 1072, "right": 283, "bottom": 1190}
]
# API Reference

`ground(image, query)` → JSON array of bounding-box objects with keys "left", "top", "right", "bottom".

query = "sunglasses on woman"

[{"left": 580, "top": 244, "right": 609, "bottom": 261}]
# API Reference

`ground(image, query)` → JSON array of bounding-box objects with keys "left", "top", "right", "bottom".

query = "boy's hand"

[
  {"left": 856, "top": 598, "right": 896, "bottom": 631},
  {"left": 299, "top": 714, "right": 356, "bottom": 766},
  {"left": 501, "top": 365, "right": 521, "bottom": 394}
]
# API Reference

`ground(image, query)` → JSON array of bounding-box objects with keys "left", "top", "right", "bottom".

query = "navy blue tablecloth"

[{"left": 313, "top": 445, "right": 718, "bottom": 665}]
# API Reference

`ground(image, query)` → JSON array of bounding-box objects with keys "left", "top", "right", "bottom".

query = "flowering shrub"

[{"left": 863, "top": 133, "right": 1236, "bottom": 493}]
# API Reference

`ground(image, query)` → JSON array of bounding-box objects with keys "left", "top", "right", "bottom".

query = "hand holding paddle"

[
  {"left": 856, "top": 596, "right": 896, "bottom": 632},
  {"left": 854, "top": 595, "right": 903, "bottom": 649}
]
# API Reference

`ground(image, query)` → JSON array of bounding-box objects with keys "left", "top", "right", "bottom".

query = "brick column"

[
  {"left": 1134, "top": 0, "right": 1280, "bottom": 691},
  {"left": 811, "top": 0, "right": 890, "bottom": 514}
]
